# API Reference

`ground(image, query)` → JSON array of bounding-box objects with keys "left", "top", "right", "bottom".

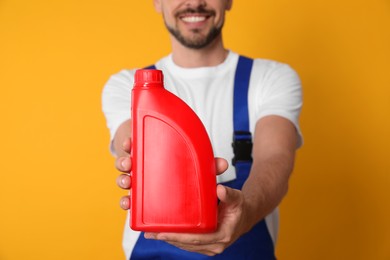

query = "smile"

[{"left": 181, "top": 16, "right": 207, "bottom": 23}]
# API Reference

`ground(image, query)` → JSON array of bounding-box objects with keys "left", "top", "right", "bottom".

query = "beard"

[
  {"left": 164, "top": 7, "right": 224, "bottom": 49},
  {"left": 166, "top": 23, "right": 223, "bottom": 50}
]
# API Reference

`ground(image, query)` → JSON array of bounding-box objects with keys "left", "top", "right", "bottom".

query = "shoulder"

[
  {"left": 243, "top": 55, "right": 302, "bottom": 102},
  {"left": 233, "top": 52, "right": 299, "bottom": 80},
  {"left": 105, "top": 69, "right": 135, "bottom": 87},
  {"left": 102, "top": 69, "right": 137, "bottom": 99},
  {"left": 245, "top": 57, "right": 301, "bottom": 91},
  {"left": 253, "top": 58, "right": 299, "bottom": 79},
  {"left": 103, "top": 55, "right": 170, "bottom": 93}
]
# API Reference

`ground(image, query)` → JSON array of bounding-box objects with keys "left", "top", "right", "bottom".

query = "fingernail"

[
  {"left": 120, "top": 176, "right": 127, "bottom": 186},
  {"left": 121, "top": 159, "right": 129, "bottom": 169},
  {"left": 120, "top": 199, "right": 128, "bottom": 209}
]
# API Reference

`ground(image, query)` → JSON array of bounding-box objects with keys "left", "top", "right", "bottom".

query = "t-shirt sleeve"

[
  {"left": 252, "top": 61, "right": 303, "bottom": 147},
  {"left": 101, "top": 69, "right": 134, "bottom": 153}
]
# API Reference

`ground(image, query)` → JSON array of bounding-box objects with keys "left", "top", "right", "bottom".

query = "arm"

[
  {"left": 145, "top": 115, "right": 298, "bottom": 256},
  {"left": 241, "top": 115, "right": 297, "bottom": 231}
]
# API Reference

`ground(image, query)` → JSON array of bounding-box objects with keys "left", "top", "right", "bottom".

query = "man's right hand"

[
  {"left": 114, "top": 137, "right": 229, "bottom": 211},
  {"left": 115, "top": 137, "right": 132, "bottom": 210}
]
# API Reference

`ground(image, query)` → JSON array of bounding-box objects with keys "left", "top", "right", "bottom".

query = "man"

[{"left": 102, "top": 0, "right": 302, "bottom": 259}]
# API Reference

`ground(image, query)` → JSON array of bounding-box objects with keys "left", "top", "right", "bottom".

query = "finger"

[
  {"left": 163, "top": 241, "right": 220, "bottom": 256},
  {"left": 217, "top": 184, "right": 241, "bottom": 205},
  {"left": 115, "top": 156, "right": 131, "bottom": 173},
  {"left": 215, "top": 158, "right": 228, "bottom": 175},
  {"left": 120, "top": 195, "right": 130, "bottom": 210},
  {"left": 122, "top": 138, "right": 131, "bottom": 154},
  {"left": 154, "top": 238, "right": 225, "bottom": 256},
  {"left": 146, "top": 232, "right": 220, "bottom": 245},
  {"left": 116, "top": 174, "right": 131, "bottom": 189}
]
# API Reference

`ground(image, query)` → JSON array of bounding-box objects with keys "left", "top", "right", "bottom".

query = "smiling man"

[{"left": 102, "top": 0, "right": 303, "bottom": 259}]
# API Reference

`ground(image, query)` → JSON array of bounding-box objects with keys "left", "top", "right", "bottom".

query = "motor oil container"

[{"left": 130, "top": 69, "right": 217, "bottom": 233}]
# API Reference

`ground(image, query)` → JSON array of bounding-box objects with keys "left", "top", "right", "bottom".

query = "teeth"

[{"left": 182, "top": 16, "right": 206, "bottom": 23}]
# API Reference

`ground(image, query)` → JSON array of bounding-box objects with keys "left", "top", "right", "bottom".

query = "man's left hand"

[{"left": 144, "top": 184, "right": 251, "bottom": 256}]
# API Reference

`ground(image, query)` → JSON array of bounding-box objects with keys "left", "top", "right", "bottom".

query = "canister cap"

[{"left": 134, "top": 69, "right": 163, "bottom": 85}]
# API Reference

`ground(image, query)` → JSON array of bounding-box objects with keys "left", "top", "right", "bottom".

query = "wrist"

[{"left": 240, "top": 196, "right": 265, "bottom": 234}]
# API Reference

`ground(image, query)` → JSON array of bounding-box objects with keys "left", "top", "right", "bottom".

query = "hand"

[
  {"left": 115, "top": 138, "right": 229, "bottom": 210},
  {"left": 143, "top": 184, "right": 250, "bottom": 256},
  {"left": 115, "top": 137, "right": 132, "bottom": 209}
]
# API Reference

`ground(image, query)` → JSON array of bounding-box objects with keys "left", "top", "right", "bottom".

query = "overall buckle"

[{"left": 232, "top": 131, "right": 253, "bottom": 166}]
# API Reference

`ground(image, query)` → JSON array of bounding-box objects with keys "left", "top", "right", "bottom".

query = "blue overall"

[{"left": 131, "top": 56, "right": 276, "bottom": 259}]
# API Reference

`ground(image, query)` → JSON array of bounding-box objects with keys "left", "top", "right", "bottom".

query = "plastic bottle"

[{"left": 130, "top": 69, "right": 217, "bottom": 233}]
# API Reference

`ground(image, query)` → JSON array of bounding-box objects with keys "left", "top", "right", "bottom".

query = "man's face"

[{"left": 154, "top": 0, "right": 232, "bottom": 49}]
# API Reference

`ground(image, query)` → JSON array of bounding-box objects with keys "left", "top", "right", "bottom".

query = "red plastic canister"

[{"left": 130, "top": 69, "right": 217, "bottom": 233}]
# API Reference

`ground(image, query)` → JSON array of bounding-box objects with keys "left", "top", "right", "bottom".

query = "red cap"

[{"left": 134, "top": 69, "right": 164, "bottom": 86}]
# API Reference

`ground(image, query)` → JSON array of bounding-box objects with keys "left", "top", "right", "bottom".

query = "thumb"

[
  {"left": 122, "top": 137, "right": 131, "bottom": 154},
  {"left": 217, "top": 184, "right": 242, "bottom": 205}
]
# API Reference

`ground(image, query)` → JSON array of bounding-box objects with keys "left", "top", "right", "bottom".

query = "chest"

[{"left": 163, "top": 73, "right": 235, "bottom": 130}]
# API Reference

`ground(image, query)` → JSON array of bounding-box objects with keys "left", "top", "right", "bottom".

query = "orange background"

[{"left": 0, "top": 0, "right": 389, "bottom": 259}]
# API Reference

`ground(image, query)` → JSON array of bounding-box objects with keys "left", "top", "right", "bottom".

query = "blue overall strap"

[
  {"left": 130, "top": 57, "right": 276, "bottom": 259},
  {"left": 221, "top": 55, "right": 276, "bottom": 259},
  {"left": 144, "top": 65, "right": 156, "bottom": 70},
  {"left": 233, "top": 56, "right": 252, "bottom": 133},
  {"left": 232, "top": 56, "right": 254, "bottom": 167}
]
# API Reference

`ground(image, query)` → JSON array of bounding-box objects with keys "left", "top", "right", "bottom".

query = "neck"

[{"left": 170, "top": 35, "right": 228, "bottom": 68}]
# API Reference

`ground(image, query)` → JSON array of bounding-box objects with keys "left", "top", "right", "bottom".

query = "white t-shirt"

[{"left": 102, "top": 50, "right": 303, "bottom": 258}]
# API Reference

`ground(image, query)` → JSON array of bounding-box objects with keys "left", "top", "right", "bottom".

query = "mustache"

[{"left": 175, "top": 6, "right": 216, "bottom": 17}]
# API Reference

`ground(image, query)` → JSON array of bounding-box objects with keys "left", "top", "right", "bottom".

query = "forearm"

[
  {"left": 240, "top": 115, "right": 298, "bottom": 232},
  {"left": 241, "top": 152, "right": 295, "bottom": 231}
]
